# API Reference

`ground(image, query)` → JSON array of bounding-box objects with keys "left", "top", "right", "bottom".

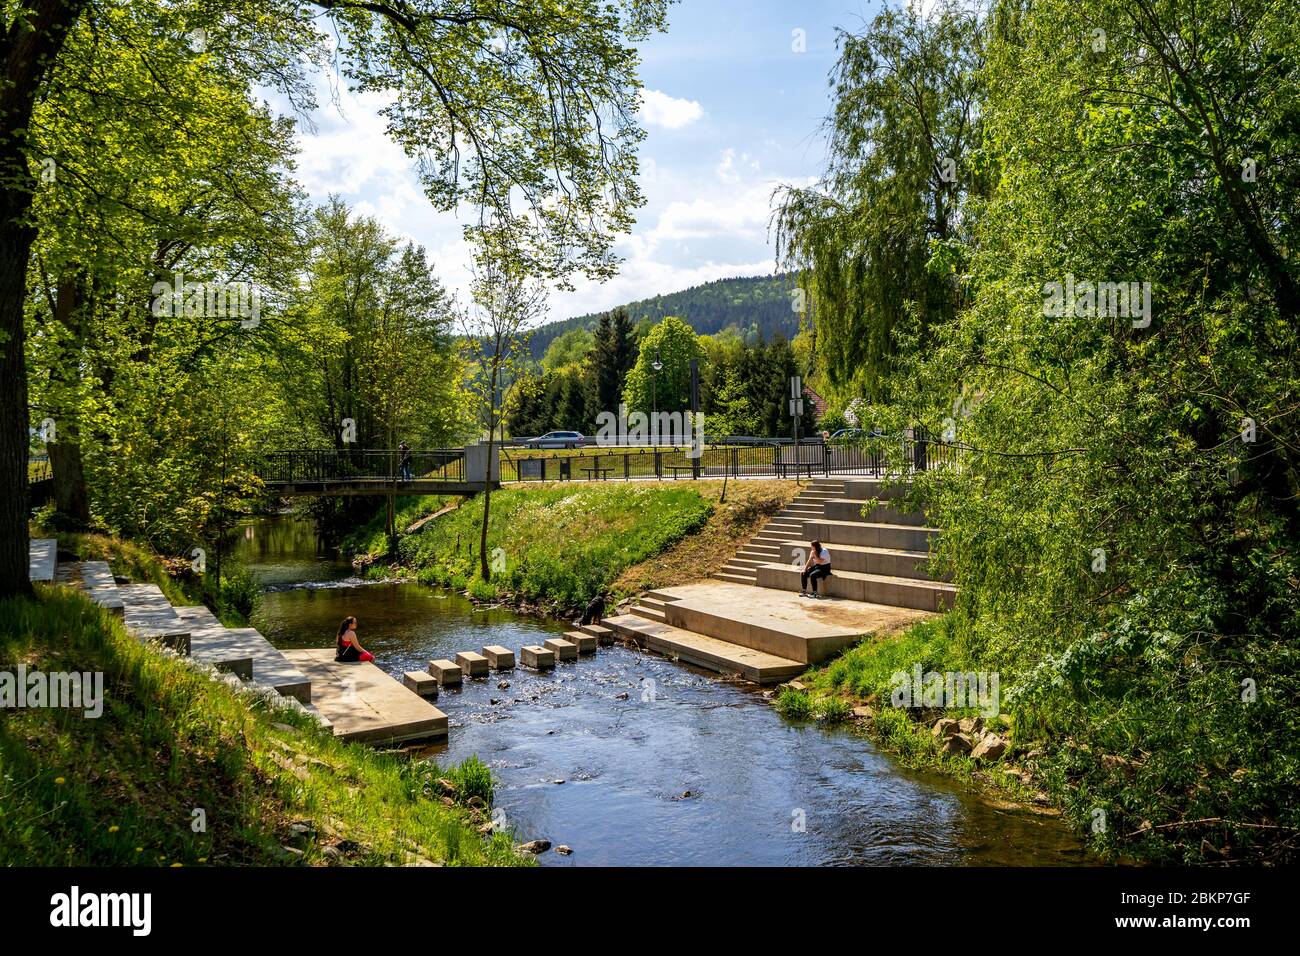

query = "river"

[{"left": 235, "top": 514, "right": 1086, "bottom": 866}]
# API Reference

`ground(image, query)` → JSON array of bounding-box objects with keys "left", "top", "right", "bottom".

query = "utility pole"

[{"left": 789, "top": 375, "right": 804, "bottom": 483}]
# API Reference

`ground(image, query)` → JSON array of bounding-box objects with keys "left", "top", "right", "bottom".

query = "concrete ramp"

[
  {"left": 284, "top": 649, "right": 448, "bottom": 745},
  {"left": 29, "top": 539, "right": 56, "bottom": 583}
]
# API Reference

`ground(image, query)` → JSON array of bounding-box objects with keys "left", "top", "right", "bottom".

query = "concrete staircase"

[
  {"left": 712, "top": 478, "right": 845, "bottom": 585},
  {"left": 607, "top": 475, "right": 954, "bottom": 684}
]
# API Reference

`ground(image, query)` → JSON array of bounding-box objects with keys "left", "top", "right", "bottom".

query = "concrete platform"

[
  {"left": 455, "top": 651, "right": 489, "bottom": 677},
  {"left": 284, "top": 649, "right": 448, "bottom": 745},
  {"left": 172, "top": 606, "right": 254, "bottom": 679},
  {"left": 119, "top": 584, "right": 191, "bottom": 653},
  {"left": 29, "top": 539, "right": 56, "bottom": 582},
  {"left": 756, "top": 563, "right": 956, "bottom": 611},
  {"left": 482, "top": 645, "right": 515, "bottom": 669},
  {"left": 604, "top": 614, "right": 805, "bottom": 685},
  {"left": 824, "top": 498, "right": 929, "bottom": 527},
  {"left": 648, "top": 581, "right": 929, "bottom": 665},
  {"left": 543, "top": 637, "right": 578, "bottom": 661}
]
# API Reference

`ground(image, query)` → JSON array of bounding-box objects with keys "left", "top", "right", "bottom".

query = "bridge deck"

[{"left": 262, "top": 480, "right": 486, "bottom": 497}]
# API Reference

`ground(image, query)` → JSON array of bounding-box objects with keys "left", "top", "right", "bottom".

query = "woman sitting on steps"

[
  {"left": 800, "top": 540, "right": 833, "bottom": 599},
  {"left": 335, "top": 616, "right": 374, "bottom": 663}
]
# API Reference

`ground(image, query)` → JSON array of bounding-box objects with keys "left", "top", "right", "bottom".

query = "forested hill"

[{"left": 528, "top": 274, "right": 797, "bottom": 358}]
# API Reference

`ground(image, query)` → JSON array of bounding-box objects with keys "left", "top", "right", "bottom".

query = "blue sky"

[{"left": 288, "top": 0, "right": 887, "bottom": 323}]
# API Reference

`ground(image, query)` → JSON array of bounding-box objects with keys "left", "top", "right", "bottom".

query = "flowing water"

[{"left": 236, "top": 514, "right": 1087, "bottom": 866}]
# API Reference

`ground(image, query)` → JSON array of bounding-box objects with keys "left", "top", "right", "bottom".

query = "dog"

[{"left": 579, "top": 594, "right": 606, "bottom": 626}]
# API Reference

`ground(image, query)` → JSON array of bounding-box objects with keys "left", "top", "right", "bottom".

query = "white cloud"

[{"left": 639, "top": 88, "right": 704, "bottom": 129}]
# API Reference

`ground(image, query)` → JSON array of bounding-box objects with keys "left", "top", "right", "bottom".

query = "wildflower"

[
  {"left": 108, "top": 825, "right": 119, "bottom": 833},
  {"left": 54, "top": 776, "right": 65, "bottom": 785}
]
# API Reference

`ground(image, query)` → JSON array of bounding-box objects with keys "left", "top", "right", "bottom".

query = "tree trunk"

[
  {"left": 0, "top": 0, "right": 89, "bottom": 597},
  {"left": 479, "top": 356, "right": 499, "bottom": 581},
  {"left": 46, "top": 274, "right": 91, "bottom": 526}
]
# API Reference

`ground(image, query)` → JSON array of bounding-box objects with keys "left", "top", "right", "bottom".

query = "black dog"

[{"left": 579, "top": 594, "right": 605, "bottom": 626}]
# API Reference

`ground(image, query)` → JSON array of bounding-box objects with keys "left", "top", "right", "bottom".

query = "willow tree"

[
  {"left": 773, "top": 0, "right": 987, "bottom": 400},
  {"left": 0, "top": 0, "right": 668, "bottom": 596}
]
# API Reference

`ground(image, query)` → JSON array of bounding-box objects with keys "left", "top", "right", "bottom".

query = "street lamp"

[{"left": 651, "top": 351, "right": 663, "bottom": 446}]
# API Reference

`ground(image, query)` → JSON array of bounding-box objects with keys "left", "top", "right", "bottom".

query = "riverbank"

[
  {"left": 0, "top": 539, "right": 529, "bottom": 867},
  {"left": 342, "top": 480, "right": 799, "bottom": 616}
]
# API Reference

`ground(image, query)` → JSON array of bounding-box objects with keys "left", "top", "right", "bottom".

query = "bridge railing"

[{"left": 256, "top": 448, "right": 466, "bottom": 485}]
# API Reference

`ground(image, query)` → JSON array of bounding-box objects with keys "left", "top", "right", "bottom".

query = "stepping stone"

[
  {"left": 580, "top": 623, "right": 615, "bottom": 646},
  {"left": 543, "top": 637, "right": 578, "bottom": 661},
  {"left": 482, "top": 645, "right": 515, "bottom": 670},
  {"left": 520, "top": 645, "right": 555, "bottom": 670},
  {"left": 79, "top": 561, "right": 124, "bottom": 616},
  {"left": 564, "top": 631, "right": 598, "bottom": 654},
  {"left": 29, "top": 538, "right": 56, "bottom": 583},
  {"left": 119, "top": 584, "right": 191, "bottom": 654},
  {"left": 427, "top": 659, "right": 462, "bottom": 686},
  {"left": 173, "top": 606, "right": 254, "bottom": 679},
  {"left": 402, "top": 671, "right": 439, "bottom": 699},
  {"left": 455, "top": 650, "right": 489, "bottom": 677}
]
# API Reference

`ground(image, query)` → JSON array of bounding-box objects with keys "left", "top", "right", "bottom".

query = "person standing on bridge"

[
  {"left": 335, "top": 616, "right": 375, "bottom": 663},
  {"left": 399, "top": 441, "right": 412, "bottom": 483}
]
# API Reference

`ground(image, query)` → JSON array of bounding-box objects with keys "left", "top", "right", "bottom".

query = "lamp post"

[{"left": 651, "top": 351, "right": 663, "bottom": 446}]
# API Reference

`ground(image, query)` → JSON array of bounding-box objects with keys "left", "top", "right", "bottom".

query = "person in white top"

[{"left": 800, "top": 540, "right": 833, "bottom": 598}]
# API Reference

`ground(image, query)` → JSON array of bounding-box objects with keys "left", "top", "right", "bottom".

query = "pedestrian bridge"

[{"left": 253, "top": 448, "right": 486, "bottom": 496}]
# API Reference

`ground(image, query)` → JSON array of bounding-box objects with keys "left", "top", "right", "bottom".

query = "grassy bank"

[
  {"left": 343, "top": 480, "right": 798, "bottom": 615},
  {"left": 774, "top": 611, "right": 1299, "bottom": 864},
  {"left": 0, "top": 586, "right": 528, "bottom": 867}
]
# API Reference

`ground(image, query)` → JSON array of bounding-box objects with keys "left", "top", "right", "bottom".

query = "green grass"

[
  {"left": 341, "top": 494, "right": 458, "bottom": 560},
  {"left": 366, "top": 483, "right": 714, "bottom": 615},
  {"left": 0, "top": 587, "right": 530, "bottom": 867}
]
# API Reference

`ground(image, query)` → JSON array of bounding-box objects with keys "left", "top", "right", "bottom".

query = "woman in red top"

[{"left": 335, "top": 616, "right": 374, "bottom": 662}]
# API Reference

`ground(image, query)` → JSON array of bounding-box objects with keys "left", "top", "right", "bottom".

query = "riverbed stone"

[
  {"left": 520, "top": 645, "right": 555, "bottom": 670},
  {"left": 482, "top": 645, "right": 515, "bottom": 670},
  {"left": 971, "top": 733, "right": 1009, "bottom": 762},
  {"left": 455, "top": 651, "right": 489, "bottom": 677},
  {"left": 428, "top": 659, "right": 462, "bottom": 686},
  {"left": 543, "top": 637, "right": 578, "bottom": 661}
]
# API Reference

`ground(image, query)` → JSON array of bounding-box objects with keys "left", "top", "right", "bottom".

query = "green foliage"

[
  {"left": 541, "top": 328, "right": 595, "bottom": 372},
  {"left": 0, "top": 588, "right": 526, "bottom": 866},
  {"left": 391, "top": 484, "right": 713, "bottom": 614},
  {"left": 442, "top": 755, "right": 495, "bottom": 807},
  {"left": 797, "top": 0, "right": 1300, "bottom": 862},
  {"left": 622, "top": 315, "right": 707, "bottom": 415}
]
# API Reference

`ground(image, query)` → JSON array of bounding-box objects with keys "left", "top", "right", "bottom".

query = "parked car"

[{"left": 522, "top": 430, "right": 585, "bottom": 449}]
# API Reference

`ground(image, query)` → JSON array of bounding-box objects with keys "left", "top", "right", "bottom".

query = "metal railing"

[
  {"left": 500, "top": 430, "right": 967, "bottom": 483},
  {"left": 255, "top": 448, "right": 466, "bottom": 485}
]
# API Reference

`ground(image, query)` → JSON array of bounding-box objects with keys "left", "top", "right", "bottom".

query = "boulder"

[
  {"left": 970, "top": 733, "right": 1009, "bottom": 761},
  {"left": 931, "top": 717, "right": 961, "bottom": 739},
  {"left": 958, "top": 716, "right": 984, "bottom": 735},
  {"left": 940, "top": 733, "right": 973, "bottom": 755}
]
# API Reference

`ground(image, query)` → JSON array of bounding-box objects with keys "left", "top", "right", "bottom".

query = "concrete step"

[
  {"left": 543, "top": 637, "right": 578, "bottom": 661},
  {"left": 29, "top": 539, "right": 57, "bottom": 583},
  {"left": 776, "top": 541, "right": 947, "bottom": 581},
  {"left": 172, "top": 606, "right": 254, "bottom": 678},
  {"left": 824, "top": 499, "right": 928, "bottom": 526},
  {"left": 285, "top": 649, "right": 445, "bottom": 744},
  {"left": 563, "top": 631, "right": 598, "bottom": 654},
  {"left": 639, "top": 596, "right": 668, "bottom": 612},
  {"left": 755, "top": 528, "right": 805, "bottom": 540},
  {"left": 631, "top": 604, "right": 667, "bottom": 623},
  {"left": 72, "top": 560, "right": 125, "bottom": 616},
  {"left": 755, "top": 564, "right": 955, "bottom": 611},
  {"left": 802, "top": 519, "right": 938, "bottom": 552},
  {"left": 577, "top": 623, "right": 616, "bottom": 645},
  {"left": 602, "top": 614, "right": 804, "bottom": 685},
  {"left": 726, "top": 557, "right": 768, "bottom": 569},
  {"left": 841, "top": 478, "right": 908, "bottom": 500},
  {"left": 118, "top": 584, "right": 191, "bottom": 653},
  {"left": 718, "top": 566, "right": 757, "bottom": 580},
  {"left": 711, "top": 572, "right": 756, "bottom": 586}
]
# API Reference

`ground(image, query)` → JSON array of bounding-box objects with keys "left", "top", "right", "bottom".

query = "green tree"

[
  {"left": 590, "top": 306, "right": 638, "bottom": 415},
  {"left": 621, "top": 315, "right": 705, "bottom": 416}
]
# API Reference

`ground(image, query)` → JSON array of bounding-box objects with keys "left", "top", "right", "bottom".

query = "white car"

[{"left": 524, "top": 430, "right": 584, "bottom": 449}]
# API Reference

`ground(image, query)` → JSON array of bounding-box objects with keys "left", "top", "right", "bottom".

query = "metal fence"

[
  {"left": 500, "top": 430, "right": 966, "bottom": 483},
  {"left": 255, "top": 448, "right": 466, "bottom": 485}
]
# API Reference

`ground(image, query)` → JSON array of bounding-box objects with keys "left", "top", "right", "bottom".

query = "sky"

[{"left": 284, "top": 0, "right": 887, "bottom": 324}]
